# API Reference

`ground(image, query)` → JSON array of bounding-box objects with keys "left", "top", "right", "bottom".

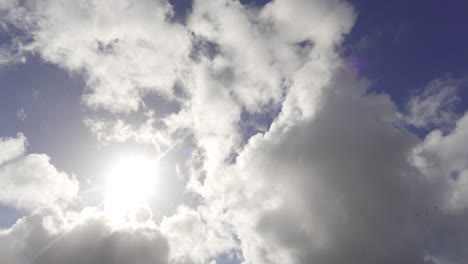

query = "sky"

[{"left": 0, "top": 0, "right": 468, "bottom": 264}]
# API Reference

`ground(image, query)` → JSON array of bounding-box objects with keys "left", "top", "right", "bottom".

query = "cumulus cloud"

[
  {"left": 409, "top": 112, "right": 468, "bottom": 263},
  {"left": 197, "top": 69, "right": 433, "bottom": 264},
  {"left": 0, "top": 208, "right": 169, "bottom": 264},
  {"left": 161, "top": 206, "right": 237, "bottom": 264},
  {"left": 0, "top": 132, "right": 26, "bottom": 164},
  {"left": 0, "top": 133, "right": 79, "bottom": 211},
  {"left": 412, "top": 112, "right": 468, "bottom": 210},
  {"left": 2, "top": 0, "right": 191, "bottom": 113}
]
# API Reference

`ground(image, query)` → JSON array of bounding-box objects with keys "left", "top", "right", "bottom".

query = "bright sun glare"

[{"left": 104, "top": 155, "right": 157, "bottom": 219}]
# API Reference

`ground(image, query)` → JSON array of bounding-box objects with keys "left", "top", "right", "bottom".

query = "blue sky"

[
  {"left": 1, "top": 1, "right": 468, "bottom": 264},
  {"left": 346, "top": 0, "right": 468, "bottom": 103}
]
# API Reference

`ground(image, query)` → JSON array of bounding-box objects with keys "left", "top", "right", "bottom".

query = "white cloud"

[
  {"left": 412, "top": 112, "right": 468, "bottom": 211},
  {"left": 84, "top": 111, "right": 170, "bottom": 149},
  {"left": 161, "top": 206, "right": 237, "bottom": 264},
  {"left": 13, "top": 0, "right": 191, "bottom": 113},
  {"left": 405, "top": 77, "right": 462, "bottom": 130},
  {"left": 0, "top": 132, "right": 26, "bottom": 164},
  {"left": 0, "top": 133, "right": 79, "bottom": 211}
]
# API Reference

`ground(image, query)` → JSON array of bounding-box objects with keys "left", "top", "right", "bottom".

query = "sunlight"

[{"left": 104, "top": 155, "right": 157, "bottom": 220}]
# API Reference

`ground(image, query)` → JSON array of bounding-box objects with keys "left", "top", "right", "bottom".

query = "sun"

[{"left": 104, "top": 155, "right": 157, "bottom": 219}]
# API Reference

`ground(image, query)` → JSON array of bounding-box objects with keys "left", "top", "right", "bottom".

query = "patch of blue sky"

[
  {"left": 345, "top": 0, "right": 468, "bottom": 102},
  {"left": 0, "top": 55, "right": 87, "bottom": 163},
  {"left": 344, "top": 0, "right": 468, "bottom": 137},
  {"left": 214, "top": 250, "right": 243, "bottom": 264},
  {"left": 0, "top": 204, "right": 24, "bottom": 229}
]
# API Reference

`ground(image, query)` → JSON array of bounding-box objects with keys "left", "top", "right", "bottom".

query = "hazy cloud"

[{"left": 16, "top": 108, "right": 27, "bottom": 121}]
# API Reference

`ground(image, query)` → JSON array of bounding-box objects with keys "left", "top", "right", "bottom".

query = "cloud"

[
  {"left": 0, "top": 133, "right": 79, "bottom": 211},
  {"left": 161, "top": 206, "right": 237, "bottom": 264},
  {"left": 0, "top": 208, "right": 169, "bottom": 264},
  {"left": 0, "top": 132, "right": 26, "bottom": 164},
  {"left": 1, "top": 0, "right": 468, "bottom": 264},
  {"left": 4, "top": 0, "right": 191, "bottom": 113},
  {"left": 0, "top": 41, "right": 26, "bottom": 67},
  {"left": 412, "top": 112, "right": 468, "bottom": 211},
  {"left": 84, "top": 111, "right": 168, "bottom": 147},
  {"left": 405, "top": 77, "right": 462, "bottom": 130},
  {"left": 0, "top": 0, "right": 29, "bottom": 67},
  {"left": 16, "top": 108, "right": 27, "bottom": 121},
  {"left": 409, "top": 113, "right": 468, "bottom": 263},
  {"left": 182, "top": 0, "right": 358, "bottom": 199},
  {"left": 196, "top": 68, "right": 468, "bottom": 264},
  {"left": 197, "top": 69, "right": 435, "bottom": 264}
]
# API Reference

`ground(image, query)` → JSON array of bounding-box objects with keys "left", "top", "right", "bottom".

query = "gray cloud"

[
  {"left": 198, "top": 69, "right": 468, "bottom": 264},
  {"left": 215, "top": 70, "right": 433, "bottom": 264},
  {"left": 0, "top": 208, "right": 169, "bottom": 264}
]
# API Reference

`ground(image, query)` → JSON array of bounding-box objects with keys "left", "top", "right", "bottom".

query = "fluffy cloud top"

[
  {"left": 0, "top": 133, "right": 26, "bottom": 164},
  {"left": 0, "top": 133, "right": 79, "bottom": 211},
  {"left": 220, "top": 71, "right": 429, "bottom": 264},
  {"left": 0, "top": 208, "right": 169, "bottom": 264}
]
